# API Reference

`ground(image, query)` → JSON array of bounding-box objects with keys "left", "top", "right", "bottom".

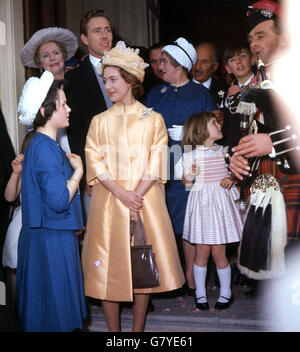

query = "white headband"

[{"left": 18, "top": 71, "right": 54, "bottom": 126}]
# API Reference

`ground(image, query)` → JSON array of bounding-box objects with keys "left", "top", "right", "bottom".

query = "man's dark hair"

[
  {"left": 149, "top": 42, "right": 164, "bottom": 52},
  {"left": 80, "top": 9, "right": 111, "bottom": 36}
]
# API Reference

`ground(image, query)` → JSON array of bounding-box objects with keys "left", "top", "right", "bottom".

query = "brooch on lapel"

[
  {"left": 140, "top": 108, "right": 153, "bottom": 121},
  {"left": 94, "top": 259, "right": 103, "bottom": 268},
  {"left": 160, "top": 86, "right": 167, "bottom": 93}
]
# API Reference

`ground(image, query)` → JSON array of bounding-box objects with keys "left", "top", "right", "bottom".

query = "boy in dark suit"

[{"left": 222, "top": 42, "right": 254, "bottom": 152}]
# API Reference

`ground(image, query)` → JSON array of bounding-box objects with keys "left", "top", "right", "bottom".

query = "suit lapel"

[
  {"left": 81, "top": 57, "right": 103, "bottom": 96},
  {"left": 81, "top": 57, "right": 107, "bottom": 111}
]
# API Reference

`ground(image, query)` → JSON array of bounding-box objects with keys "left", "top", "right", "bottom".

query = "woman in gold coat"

[{"left": 81, "top": 41, "right": 185, "bottom": 332}]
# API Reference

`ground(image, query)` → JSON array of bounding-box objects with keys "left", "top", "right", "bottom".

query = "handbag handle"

[{"left": 130, "top": 215, "right": 147, "bottom": 246}]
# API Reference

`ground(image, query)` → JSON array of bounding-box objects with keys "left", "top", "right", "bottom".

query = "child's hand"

[
  {"left": 184, "top": 163, "right": 200, "bottom": 182},
  {"left": 227, "top": 83, "right": 240, "bottom": 97},
  {"left": 190, "top": 163, "right": 200, "bottom": 176},
  {"left": 220, "top": 177, "right": 234, "bottom": 189},
  {"left": 11, "top": 154, "right": 24, "bottom": 174},
  {"left": 182, "top": 162, "right": 201, "bottom": 186}
]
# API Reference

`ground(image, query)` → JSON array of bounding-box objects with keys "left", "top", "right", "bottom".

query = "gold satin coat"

[{"left": 82, "top": 101, "right": 185, "bottom": 301}]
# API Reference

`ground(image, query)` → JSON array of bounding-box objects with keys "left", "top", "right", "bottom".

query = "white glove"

[
  {"left": 174, "top": 157, "right": 183, "bottom": 180},
  {"left": 167, "top": 125, "right": 183, "bottom": 141}
]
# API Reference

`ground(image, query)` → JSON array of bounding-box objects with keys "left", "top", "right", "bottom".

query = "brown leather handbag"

[{"left": 130, "top": 215, "right": 160, "bottom": 289}]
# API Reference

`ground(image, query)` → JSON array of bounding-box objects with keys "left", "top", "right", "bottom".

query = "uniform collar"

[{"left": 238, "top": 73, "right": 255, "bottom": 87}]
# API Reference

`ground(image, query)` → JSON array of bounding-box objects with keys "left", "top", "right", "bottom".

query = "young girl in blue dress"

[
  {"left": 15, "top": 71, "right": 86, "bottom": 331},
  {"left": 182, "top": 111, "right": 244, "bottom": 310}
]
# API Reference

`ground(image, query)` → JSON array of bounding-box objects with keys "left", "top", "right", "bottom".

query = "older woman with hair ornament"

[
  {"left": 145, "top": 37, "right": 217, "bottom": 296},
  {"left": 81, "top": 41, "right": 185, "bottom": 332}
]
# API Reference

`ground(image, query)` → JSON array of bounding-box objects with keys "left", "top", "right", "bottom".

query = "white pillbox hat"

[{"left": 162, "top": 37, "right": 197, "bottom": 72}]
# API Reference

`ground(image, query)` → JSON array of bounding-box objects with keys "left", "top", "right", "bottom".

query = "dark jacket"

[
  {"left": 0, "top": 108, "right": 15, "bottom": 258},
  {"left": 209, "top": 76, "right": 228, "bottom": 107},
  {"left": 64, "top": 56, "right": 108, "bottom": 167},
  {"left": 0, "top": 109, "right": 15, "bottom": 195}
]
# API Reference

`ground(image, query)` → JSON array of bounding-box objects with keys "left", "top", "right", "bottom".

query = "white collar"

[
  {"left": 89, "top": 54, "right": 102, "bottom": 69},
  {"left": 192, "top": 76, "right": 212, "bottom": 89},
  {"left": 237, "top": 73, "right": 254, "bottom": 88}
]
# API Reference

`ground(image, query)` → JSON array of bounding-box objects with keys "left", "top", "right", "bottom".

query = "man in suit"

[
  {"left": 142, "top": 43, "right": 164, "bottom": 96},
  {"left": 65, "top": 9, "right": 113, "bottom": 169},
  {"left": 192, "top": 42, "right": 228, "bottom": 108},
  {"left": 65, "top": 9, "right": 113, "bottom": 219}
]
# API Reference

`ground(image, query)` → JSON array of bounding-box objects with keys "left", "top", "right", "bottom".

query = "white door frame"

[{"left": 0, "top": 0, "right": 26, "bottom": 153}]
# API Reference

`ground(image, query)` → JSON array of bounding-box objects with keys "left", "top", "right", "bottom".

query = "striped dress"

[{"left": 182, "top": 144, "right": 244, "bottom": 245}]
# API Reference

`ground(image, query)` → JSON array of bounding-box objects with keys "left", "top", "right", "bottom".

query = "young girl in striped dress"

[{"left": 182, "top": 111, "right": 244, "bottom": 310}]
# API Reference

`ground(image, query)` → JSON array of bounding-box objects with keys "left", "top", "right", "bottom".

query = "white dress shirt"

[{"left": 192, "top": 76, "right": 212, "bottom": 89}]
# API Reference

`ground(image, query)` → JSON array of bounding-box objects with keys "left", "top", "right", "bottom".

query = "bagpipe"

[
  {"left": 235, "top": 58, "right": 293, "bottom": 280},
  {"left": 237, "top": 58, "right": 300, "bottom": 173}
]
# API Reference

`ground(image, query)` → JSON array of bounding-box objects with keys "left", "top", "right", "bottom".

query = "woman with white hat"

[
  {"left": 15, "top": 71, "right": 86, "bottom": 331},
  {"left": 145, "top": 37, "right": 217, "bottom": 297},
  {"left": 81, "top": 41, "right": 185, "bottom": 332},
  {"left": 20, "top": 27, "right": 78, "bottom": 153}
]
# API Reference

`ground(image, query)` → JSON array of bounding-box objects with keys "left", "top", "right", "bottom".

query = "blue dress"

[
  {"left": 145, "top": 81, "right": 217, "bottom": 234},
  {"left": 16, "top": 132, "right": 86, "bottom": 332}
]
